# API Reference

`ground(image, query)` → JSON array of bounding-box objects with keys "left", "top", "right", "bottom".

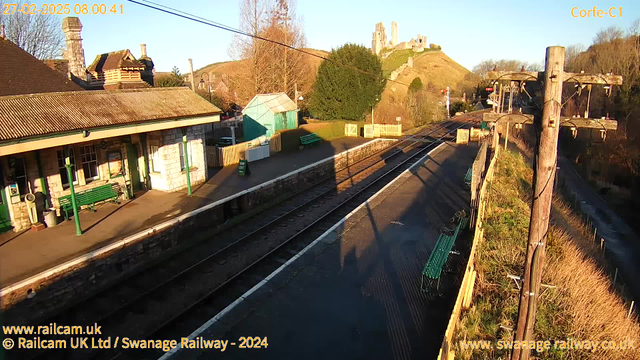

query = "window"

[
  {"left": 57, "top": 149, "right": 77, "bottom": 188},
  {"left": 8, "top": 157, "right": 28, "bottom": 198},
  {"left": 80, "top": 145, "right": 99, "bottom": 182},
  {"left": 179, "top": 142, "right": 194, "bottom": 171},
  {"left": 149, "top": 145, "right": 161, "bottom": 173}
]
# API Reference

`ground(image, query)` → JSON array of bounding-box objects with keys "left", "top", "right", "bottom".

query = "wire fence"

[{"left": 555, "top": 171, "right": 637, "bottom": 320}]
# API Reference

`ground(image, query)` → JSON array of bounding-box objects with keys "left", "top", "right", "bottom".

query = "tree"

[
  {"left": 593, "top": 26, "right": 624, "bottom": 44},
  {"left": 230, "top": 0, "right": 267, "bottom": 95},
  {"left": 230, "top": 0, "right": 310, "bottom": 101},
  {"left": 406, "top": 86, "right": 445, "bottom": 126},
  {"left": 155, "top": 66, "right": 185, "bottom": 87},
  {"left": 309, "top": 43, "right": 385, "bottom": 120},
  {"left": 0, "top": 0, "right": 63, "bottom": 59},
  {"left": 409, "top": 77, "right": 423, "bottom": 92}
]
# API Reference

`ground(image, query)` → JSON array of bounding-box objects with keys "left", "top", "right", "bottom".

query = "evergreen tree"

[
  {"left": 309, "top": 44, "right": 386, "bottom": 120},
  {"left": 155, "top": 66, "right": 185, "bottom": 87}
]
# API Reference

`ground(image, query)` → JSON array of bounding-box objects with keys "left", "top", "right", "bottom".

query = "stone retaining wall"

[{"left": 1, "top": 139, "right": 396, "bottom": 323}]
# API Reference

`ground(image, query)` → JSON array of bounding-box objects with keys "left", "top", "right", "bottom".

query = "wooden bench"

[
  {"left": 421, "top": 212, "right": 469, "bottom": 292},
  {"left": 58, "top": 183, "right": 120, "bottom": 220},
  {"left": 300, "top": 133, "right": 321, "bottom": 147}
]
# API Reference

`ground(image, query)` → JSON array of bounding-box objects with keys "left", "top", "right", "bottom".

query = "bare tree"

[
  {"left": 628, "top": 18, "right": 640, "bottom": 37},
  {"left": 564, "top": 44, "right": 585, "bottom": 70},
  {"left": 229, "top": 0, "right": 268, "bottom": 96},
  {"left": 593, "top": 26, "right": 624, "bottom": 44},
  {"left": 0, "top": 0, "right": 64, "bottom": 59},
  {"left": 261, "top": 0, "right": 309, "bottom": 98},
  {"left": 229, "top": 0, "right": 310, "bottom": 101}
]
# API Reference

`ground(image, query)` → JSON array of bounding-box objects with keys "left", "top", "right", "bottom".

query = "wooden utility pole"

[
  {"left": 484, "top": 46, "right": 622, "bottom": 360},
  {"left": 513, "top": 46, "right": 564, "bottom": 360}
]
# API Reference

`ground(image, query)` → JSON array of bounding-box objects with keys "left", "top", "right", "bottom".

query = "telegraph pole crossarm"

[{"left": 485, "top": 47, "right": 623, "bottom": 360}]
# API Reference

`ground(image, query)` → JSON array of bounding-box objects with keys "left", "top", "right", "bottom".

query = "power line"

[{"left": 127, "top": 0, "right": 411, "bottom": 87}]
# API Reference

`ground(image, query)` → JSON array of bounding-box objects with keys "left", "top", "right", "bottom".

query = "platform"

[
  {"left": 175, "top": 142, "right": 479, "bottom": 360},
  {"left": 0, "top": 137, "right": 370, "bottom": 287}
]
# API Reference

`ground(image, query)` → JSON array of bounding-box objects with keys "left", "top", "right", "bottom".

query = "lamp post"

[
  {"left": 199, "top": 72, "right": 211, "bottom": 103},
  {"left": 64, "top": 148, "right": 82, "bottom": 236},
  {"left": 372, "top": 96, "right": 379, "bottom": 125}
]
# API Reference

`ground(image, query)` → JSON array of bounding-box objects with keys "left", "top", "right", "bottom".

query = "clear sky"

[{"left": 31, "top": 0, "right": 640, "bottom": 73}]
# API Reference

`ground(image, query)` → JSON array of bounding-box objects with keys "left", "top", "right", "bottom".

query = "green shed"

[{"left": 242, "top": 93, "right": 298, "bottom": 141}]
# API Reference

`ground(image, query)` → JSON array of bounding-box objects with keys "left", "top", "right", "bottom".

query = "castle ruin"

[{"left": 371, "top": 21, "right": 428, "bottom": 55}]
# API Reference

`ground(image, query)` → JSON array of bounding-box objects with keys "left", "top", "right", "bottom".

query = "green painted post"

[
  {"left": 65, "top": 157, "right": 82, "bottom": 236},
  {"left": 182, "top": 129, "right": 192, "bottom": 196},
  {"left": 35, "top": 150, "right": 50, "bottom": 209}
]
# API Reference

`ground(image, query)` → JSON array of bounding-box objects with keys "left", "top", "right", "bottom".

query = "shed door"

[{"left": 0, "top": 166, "right": 13, "bottom": 233}]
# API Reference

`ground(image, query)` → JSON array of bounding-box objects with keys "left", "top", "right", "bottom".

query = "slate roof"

[
  {"left": 87, "top": 49, "right": 145, "bottom": 73},
  {"left": 0, "top": 37, "right": 83, "bottom": 96},
  {"left": 0, "top": 87, "right": 221, "bottom": 142},
  {"left": 245, "top": 93, "right": 297, "bottom": 114}
]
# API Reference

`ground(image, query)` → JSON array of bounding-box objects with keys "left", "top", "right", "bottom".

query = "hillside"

[
  {"left": 195, "top": 48, "right": 328, "bottom": 77},
  {"left": 190, "top": 48, "right": 329, "bottom": 105},
  {"left": 374, "top": 50, "right": 477, "bottom": 125}
]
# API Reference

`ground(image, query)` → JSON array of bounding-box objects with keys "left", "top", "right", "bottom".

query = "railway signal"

[{"left": 484, "top": 46, "right": 622, "bottom": 360}]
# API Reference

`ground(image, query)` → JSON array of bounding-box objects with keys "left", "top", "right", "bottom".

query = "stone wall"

[
  {"left": 0, "top": 139, "right": 396, "bottom": 321},
  {"left": 389, "top": 56, "right": 414, "bottom": 81},
  {"left": 147, "top": 125, "right": 207, "bottom": 192}
]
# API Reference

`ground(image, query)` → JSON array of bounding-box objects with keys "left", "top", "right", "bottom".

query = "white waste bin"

[
  {"left": 25, "top": 193, "right": 38, "bottom": 224},
  {"left": 43, "top": 208, "right": 57, "bottom": 228}
]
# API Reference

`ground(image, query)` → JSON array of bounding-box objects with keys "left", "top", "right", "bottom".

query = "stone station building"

[{"left": 0, "top": 88, "right": 221, "bottom": 233}]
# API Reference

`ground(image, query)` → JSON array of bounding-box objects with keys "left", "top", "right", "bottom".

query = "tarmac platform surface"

[
  {"left": 180, "top": 141, "right": 479, "bottom": 360},
  {"left": 0, "top": 137, "right": 370, "bottom": 287}
]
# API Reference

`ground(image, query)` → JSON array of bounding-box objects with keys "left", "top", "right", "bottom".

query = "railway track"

[{"left": 6, "top": 120, "right": 472, "bottom": 360}]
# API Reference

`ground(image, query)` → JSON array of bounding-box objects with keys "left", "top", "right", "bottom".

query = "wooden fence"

[
  {"left": 437, "top": 139, "right": 498, "bottom": 360},
  {"left": 363, "top": 124, "right": 402, "bottom": 138},
  {"left": 345, "top": 123, "right": 358, "bottom": 137},
  {"left": 207, "top": 132, "right": 282, "bottom": 168}
]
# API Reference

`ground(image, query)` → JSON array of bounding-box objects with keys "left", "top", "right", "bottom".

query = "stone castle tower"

[
  {"left": 391, "top": 21, "right": 398, "bottom": 47},
  {"left": 371, "top": 22, "right": 387, "bottom": 55},
  {"left": 62, "top": 17, "right": 86, "bottom": 81}
]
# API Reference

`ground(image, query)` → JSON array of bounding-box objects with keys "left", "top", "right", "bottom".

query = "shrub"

[{"left": 409, "top": 77, "right": 423, "bottom": 93}]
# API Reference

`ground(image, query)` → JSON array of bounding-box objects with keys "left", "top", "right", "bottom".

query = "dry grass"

[{"left": 453, "top": 147, "right": 640, "bottom": 359}]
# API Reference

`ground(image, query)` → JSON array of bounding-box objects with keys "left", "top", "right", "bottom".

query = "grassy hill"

[
  {"left": 374, "top": 50, "right": 477, "bottom": 126},
  {"left": 388, "top": 50, "right": 472, "bottom": 95},
  {"left": 191, "top": 48, "right": 329, "bottom": 104}
]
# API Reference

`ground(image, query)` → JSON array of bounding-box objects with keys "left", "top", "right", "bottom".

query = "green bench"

[
  {"left": 464, "top": 167, "right": 472, "bottom": 188},
  {"left": 300, "top": 133, "right": 321, "bottom": 147},
  {"left": 58, "top": 183, "right": 120, "bottom": 221},
  {"left": 421, "top": 212, "right": 469, "bottom": 292}
]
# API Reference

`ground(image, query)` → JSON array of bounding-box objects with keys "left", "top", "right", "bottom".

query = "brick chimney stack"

[
  {"left": 62, "top": 17, "right": 86, "bottom": 81},
  {"left": 138, "top": 43, "right": 154, "bottom": 86}
]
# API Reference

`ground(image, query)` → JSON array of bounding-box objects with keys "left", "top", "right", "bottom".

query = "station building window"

[{"left": 57, "top": 149, "right": 77, "bottom": 189}]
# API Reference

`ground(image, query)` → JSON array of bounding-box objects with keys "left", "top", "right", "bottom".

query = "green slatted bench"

[
  {"left": 421, "top": 212, "right": 469, "bottom": 292},
  {"left": 464, "top": 167, "right": 472, "bottom": 188},
  {"left": 300, "top": 133, "right": 321, "bottom": 147},
  {"left": 58, "top": 183, "right": 120, "bottom": 221}
]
